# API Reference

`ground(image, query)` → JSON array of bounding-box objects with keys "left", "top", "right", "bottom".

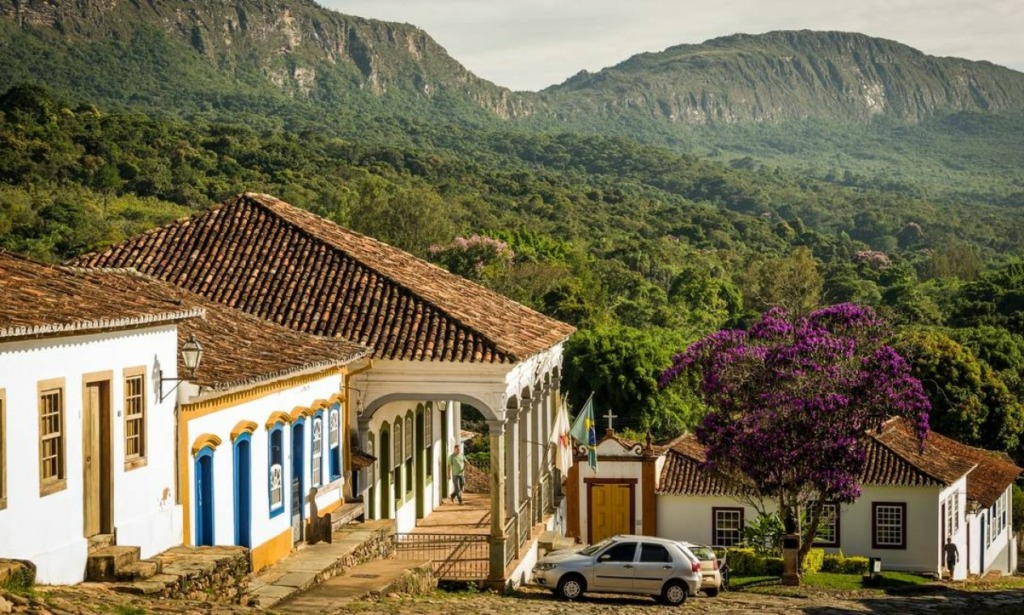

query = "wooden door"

[
  {"left": 291, "top": 422, "right": 305, "bottom": 544},
  {"left": 83, "top": 381, "right": 112, "bottom": 538},
  {"left": 589, "top": 483, "right": 633, "bottom": 543}
]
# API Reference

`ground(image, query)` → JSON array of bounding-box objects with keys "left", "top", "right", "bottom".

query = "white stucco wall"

[
  {"left": 966, "top": 486, "right": 1015, "bottom": 575},
  {"left": 183, "top": 372, "right": 344, "bottom": 551},
  {"left": 656, "top": 495, "right": 759, "bottom": 546},
  {"left": 0, "top": 326, "right": 181, "bottom": 584}
]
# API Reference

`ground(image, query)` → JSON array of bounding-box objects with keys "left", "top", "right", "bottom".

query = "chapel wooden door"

[{"left": 589, "top": 482, "right": 633, "bottom": 543}]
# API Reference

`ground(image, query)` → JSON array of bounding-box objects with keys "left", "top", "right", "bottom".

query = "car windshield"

[
  {"left": 689, "top": 545, "right": 716, "bottom": 561},
  {"left": 579, "top": 538, "right": 615, "bottom": 556}
]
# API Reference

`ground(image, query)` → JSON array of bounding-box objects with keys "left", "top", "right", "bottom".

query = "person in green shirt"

[{"left": 448, "top": 444, "right": 465, "bottom": 504}]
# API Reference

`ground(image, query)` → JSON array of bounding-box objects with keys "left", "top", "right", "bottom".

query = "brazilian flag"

[{"left": 570, "top": 394, "right": 598, "bottom": 472}]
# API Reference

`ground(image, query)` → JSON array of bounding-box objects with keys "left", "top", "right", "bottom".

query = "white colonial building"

[
  {"left": 0, "top": 251, "right": 199, "bottom": 583},
  {"left": 568, "top": 419, "right": 1020, "bottom": 579}
]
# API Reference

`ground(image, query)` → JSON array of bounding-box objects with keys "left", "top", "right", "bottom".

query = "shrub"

[
  {"left": 841, "top": 556, "right": 869, "bottom": 574},
  {"left": 727, "top": 547, "right": 784, "bottom": 576},
  {"left": 801, "top": 548, "right": 825, "bottom": 574},
  {"left": 821, "top": 552, "right": 844, "bottom": 573}
]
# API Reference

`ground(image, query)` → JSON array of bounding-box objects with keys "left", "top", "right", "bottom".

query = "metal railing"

[
  {"left": 503, "top": 517, "right": 516, "bottom": 566},
  {"left": 392, "top": 533, "right": 489, "bottom": 580},
  {"left": 517, "top": 498, "right": 532, "bottom": 551}
]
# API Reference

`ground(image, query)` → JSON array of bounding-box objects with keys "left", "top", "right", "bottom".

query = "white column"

[{"left": 506, "top": 408, "right": 520, "bottom": 517}]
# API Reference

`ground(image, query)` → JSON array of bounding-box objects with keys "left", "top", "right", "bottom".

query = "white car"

[{"left": 530, "top": 534, "right": 702, "bottom": 605}]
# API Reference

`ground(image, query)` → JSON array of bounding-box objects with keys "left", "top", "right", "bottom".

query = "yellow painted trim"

[
  {"left": 178, "top": 405, "right": 190, "bottom": 546},
  {"left": 251, "top": 527, "right": 294, "bottom": 572},
  {"left": 310, "top": 399, "right": 330, "bottom": 411},
  {"left": 230, "top": 420, "right": 258, "bottom": 442},
  {"left": 191, "top": 433, "right": 223, "bottom": 456},
  {"left": 265, "top": 411, "right": 292, "bottom": 430},
  {"left": 327, "top": 392, "right": 344, "bottom": 405},
  {"left": 290, "top": 405, "right": 312, "bottom": 422},
  {"left": 179, "top": 367, "right": 340, "bottom": 420}
]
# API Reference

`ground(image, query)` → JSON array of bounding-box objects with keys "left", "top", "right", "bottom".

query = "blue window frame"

[
  {"left": 194, "top": 446, "right": 216, "bottom": 546},
  {"left": 329, "top": 404, "right": 342, "bottom": 481},
  {"left": 268, "top": 424, "right": 285, "bottom": 518}
]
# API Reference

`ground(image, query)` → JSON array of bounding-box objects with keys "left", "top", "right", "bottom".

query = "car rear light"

[{"left": 692, "top": 561, "right": 701, "bottom": 573}]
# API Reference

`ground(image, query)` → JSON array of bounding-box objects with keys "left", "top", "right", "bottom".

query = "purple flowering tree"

[{"left": 660, "top": 304, "right": 930, "bottom": 561}]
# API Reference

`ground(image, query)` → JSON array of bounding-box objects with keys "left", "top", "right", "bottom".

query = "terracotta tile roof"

[
  {"left": 656, "top": 434, "right": 754, "bottom": 496},
  {"left": 0, "top": 249, "right": 368, "bottom": 393},
  {"left": 656, "top": 421, "right": 1020, "bottom": 501},
  {"left": 73, "top": 193, "right": 575, "bottom": 363},
  {"left": 877, "top": 419, "right": 1022, "bottom": 509},
  {"left": 176, "top": 291, "right": 371, "bottom": 394},
  {"left": 0, "top": 250, "right": 202, "bottom": 339}
]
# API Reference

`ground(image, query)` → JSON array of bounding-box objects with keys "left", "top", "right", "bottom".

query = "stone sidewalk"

[{"left": 248, "top": 519, "right": 394, "bottom": 609}]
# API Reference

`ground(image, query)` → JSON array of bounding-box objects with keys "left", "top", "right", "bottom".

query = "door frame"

[
  {"left": 194, "top": 446, "right": 216, "bottom": 546},
  {"left": 291, "top": 419, "right": 306, "bottom": 545},
  {"left": 82, "top": 371, "right": 114, "bottom": 538},
  {"left": 585, "top": 478, "right": 637, "bottom": 544},
  {"left": 233, "top": 433, "right": 252, "bottom": 548}
]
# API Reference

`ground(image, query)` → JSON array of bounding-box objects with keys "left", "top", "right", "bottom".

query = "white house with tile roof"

[
  {"left": 73, "top": 192, "right": 576, "bottom": 583},
  {"left": 568, "top": 420, "right": 1020, "bottom": 579},
  {"left": 0, "top": 251, "right": 200, "bottom": 584}
]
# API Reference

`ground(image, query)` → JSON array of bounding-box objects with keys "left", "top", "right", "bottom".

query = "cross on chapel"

[{"left": 604, "top": 409, "right": 618, "bottom": 431}]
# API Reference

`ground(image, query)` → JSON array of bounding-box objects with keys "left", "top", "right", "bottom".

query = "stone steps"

[
  {"left": 109, "top": 546, "right": 250, "bottom": 603},
  {"left": 273, "top": 559, "right": 435, "bottom": 613},
  {"left": 85, "top": 546, "right": 140, "bottom": 582}
]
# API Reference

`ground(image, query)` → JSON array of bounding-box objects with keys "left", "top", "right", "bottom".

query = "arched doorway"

[
  {"left": 233, "top": 435, "right": 252, "bottom": 548},
  {"left": 380, "top": 424, "right": 392, "bottom": 519},
  {"left": 291, "top": 420, "right": 305, "bottom": 545},
  {"left": 194, "top": 447, "right": 215, "bottom": 546}
]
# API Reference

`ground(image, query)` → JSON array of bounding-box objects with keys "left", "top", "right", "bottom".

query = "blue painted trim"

[
  {"left": 292, "top": 419, "right": 306, "bottom": 529},
  {"left": 233, "top": 433, "right": 252, "bottom": 548},
  {"left": 194, "top": 446, "right": 216, "bottom": 546},
  {"left": 268, "top": 424, "right": 285, "bottom": 519}
]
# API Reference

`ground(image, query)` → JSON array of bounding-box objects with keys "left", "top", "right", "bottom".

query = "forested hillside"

[{"left": 1, "top": 1, "right": 1024, "bottom": 468}]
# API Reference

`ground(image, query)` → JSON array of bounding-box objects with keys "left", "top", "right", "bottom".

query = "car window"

[
  {"left": 689, "top": 546, "right": 715, "bottom": 561},
  {"left": 599, "top": 542, "right": 637, "bottom": 562},
  {"left": 579, "top": 538, "right": 614, "bottom": 556},
  {"left": 639, "top": 543, "right": 672, "bottom": 563}
]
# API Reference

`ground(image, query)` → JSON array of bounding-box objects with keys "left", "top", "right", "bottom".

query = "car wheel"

[
  {"left": 661, "top": 580, "right": 688, "bottom": 606},
  {"left": 705, "top": 587, "right": 719, "bottom": 598},
  {"left": 556, "top": 574, "right": 586, "bottom": 601}
]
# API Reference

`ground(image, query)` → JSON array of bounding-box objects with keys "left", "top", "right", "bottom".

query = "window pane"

[
  {"left": 602, "top": 542, "right": 637, "bottom": 562},
  {"left": 640, "top": 543, "right": 671, "bottom": 562}
]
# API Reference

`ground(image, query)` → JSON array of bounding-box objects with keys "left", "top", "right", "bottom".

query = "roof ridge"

[{"left": 240, "top": 193, "right": 534, "bottom": 360}]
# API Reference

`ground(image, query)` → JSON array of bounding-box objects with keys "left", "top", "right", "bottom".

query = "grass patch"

[
  {"left": 1, "top": 567, "right": 36, "bottom": 597},
  {"left": 731, "top": 571, "right": 933, "bottom": 595}
]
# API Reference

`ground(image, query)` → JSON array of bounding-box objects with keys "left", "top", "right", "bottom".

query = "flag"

[
  {"left": 550, "top": 400, "right": 573, "bottom": 475},
  {"left": 569, "top": 394, "right": 598, "bottom": 472}
]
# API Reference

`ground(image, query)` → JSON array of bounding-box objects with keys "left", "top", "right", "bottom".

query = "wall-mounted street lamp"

[{"left": 157, "top": 333, "right": 204, "bottom": 402}]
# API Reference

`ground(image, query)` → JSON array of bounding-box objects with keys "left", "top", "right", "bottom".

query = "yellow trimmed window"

[
  {"left": 124, "top": 368, "right": 147, "bottom": 468},
  {"left": 39, "top": 379, "right": 66, "bottom": 495}
]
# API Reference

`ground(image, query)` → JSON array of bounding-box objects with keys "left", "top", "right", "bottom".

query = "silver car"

[{"left": 530, "top": 534, "right": 702, "bottom": 605}]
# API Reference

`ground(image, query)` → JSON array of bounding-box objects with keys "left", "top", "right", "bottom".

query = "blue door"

[
  {"left": 195, "top": 448, "right": 215, "bottom": 546},
  {"left": 291, "top": 421, "right": 305, "bottom": 544},
  {"left": 234, "top": 436, "right": 252, "bottom": 548}
]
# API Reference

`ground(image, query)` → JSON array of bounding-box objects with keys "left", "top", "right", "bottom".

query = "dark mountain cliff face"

[
  {"left": 0, "top": 0, "right": 532, "bottom": 118},
  {"left": 538, "top": 31, "right": 1024, "bottom": 124}
]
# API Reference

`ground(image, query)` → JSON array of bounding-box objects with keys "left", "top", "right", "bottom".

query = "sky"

[{"left": 321, "top": 0, "right": 1024, "bottom": 92}]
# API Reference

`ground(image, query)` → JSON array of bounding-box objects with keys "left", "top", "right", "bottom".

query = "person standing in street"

[
  {"left": 448, "top": 444, "right": 465, "bottom": 505},
  {"left": 943, "top": 536, "right": 959, "bottom": 580}
]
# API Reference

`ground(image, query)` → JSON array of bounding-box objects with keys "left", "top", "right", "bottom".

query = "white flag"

[{"left": 551, "top": 401, "right": 573, "bottom": 475}]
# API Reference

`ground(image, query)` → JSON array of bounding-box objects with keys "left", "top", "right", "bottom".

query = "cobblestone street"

[{"left": 337, "top": 585, "right": 1024, "bottom": 615}]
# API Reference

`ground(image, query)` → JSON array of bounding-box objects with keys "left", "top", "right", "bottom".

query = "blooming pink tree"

[{"left": 661, "top": 304, "right": 930, "bottom": 559}]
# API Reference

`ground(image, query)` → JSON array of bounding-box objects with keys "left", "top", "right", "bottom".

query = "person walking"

[
  {"left": 448, "top": 444, "right": 466, "bottom": 505},
  {"left": 943, "top": 536, "right": 959, "bottom": 580}
]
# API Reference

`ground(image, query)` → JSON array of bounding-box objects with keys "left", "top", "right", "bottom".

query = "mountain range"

[{"left": 3, "top": 0, "right": 1024, "bottom": 126}]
